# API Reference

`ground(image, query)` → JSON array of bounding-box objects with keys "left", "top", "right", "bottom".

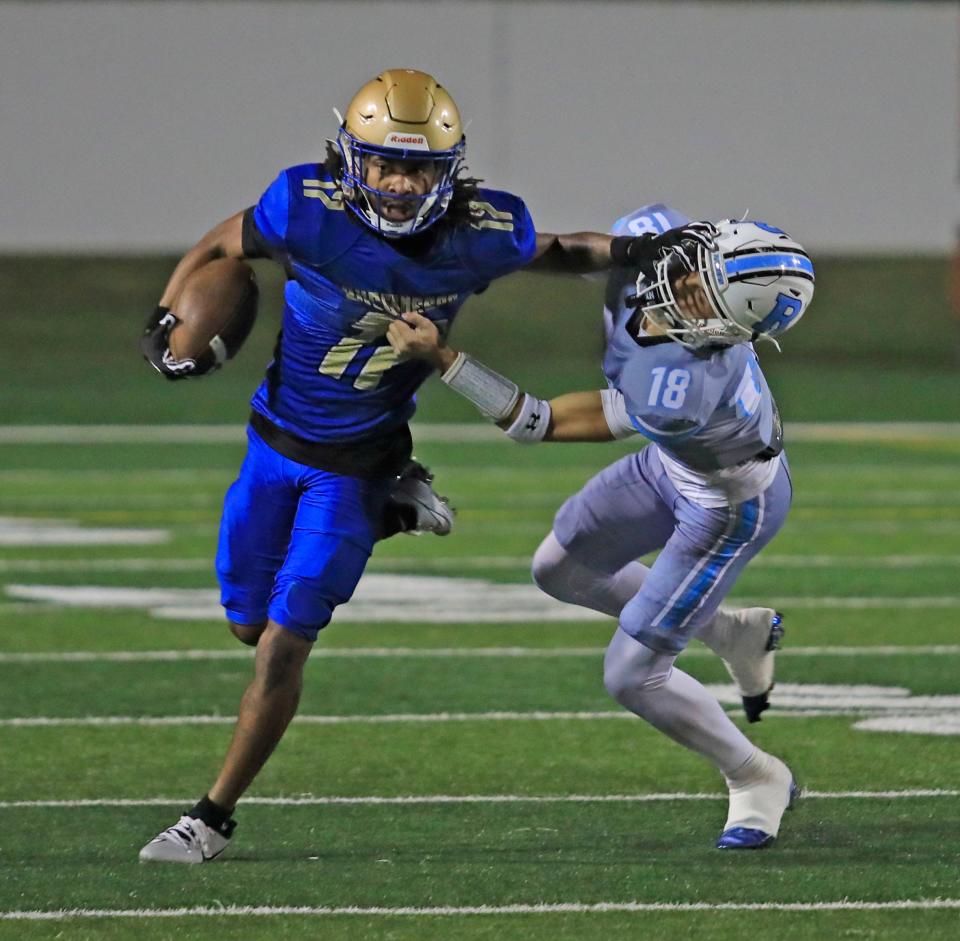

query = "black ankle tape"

[{"left": 189, "top": 795, "right": 234, "bottom": 830}]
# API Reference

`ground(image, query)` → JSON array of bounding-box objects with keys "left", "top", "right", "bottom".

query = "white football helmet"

[{"left": 636, "top": 220, "right": 814, "bottom": 349}]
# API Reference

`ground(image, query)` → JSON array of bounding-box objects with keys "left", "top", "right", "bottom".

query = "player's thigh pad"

[
  {"left": 621, "top": 459, "right": 792, "bottom": 654},
  {"left": 268, "top": 467, "right": 391, "bottom": 641},
  {"left": 552, "top": 447, "right": 677, "bottom": 572}
]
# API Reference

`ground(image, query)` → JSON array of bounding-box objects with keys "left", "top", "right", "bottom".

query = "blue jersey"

[{"left": 248, "top": 164, "right": 536, "bottom": 442}]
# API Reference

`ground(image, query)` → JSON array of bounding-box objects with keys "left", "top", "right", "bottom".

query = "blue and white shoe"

[{"left": 717, "top": 752, "right": 799, "bottom": 850}]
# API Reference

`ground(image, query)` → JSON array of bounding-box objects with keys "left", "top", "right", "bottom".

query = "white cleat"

[
  {"left": 700, "top": 608, "right": 784, "bottom": 722},
  {"left": 717, "top": 751, "right": 799, "bottom": 849},
  {"left": 386, "top": 460, "right": 455, "bottom": 536},
  {"left": 138, "top": 814, "right": 234, "bottom": 864}
]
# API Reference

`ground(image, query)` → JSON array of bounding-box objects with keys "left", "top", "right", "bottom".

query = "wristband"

[{"left": 504, "top": 393, "right": 551, "bottom": 444}]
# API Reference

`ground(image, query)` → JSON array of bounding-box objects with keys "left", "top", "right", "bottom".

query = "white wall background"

[{"left": 1, "top": 0, "right": 956, "bottom": 252}]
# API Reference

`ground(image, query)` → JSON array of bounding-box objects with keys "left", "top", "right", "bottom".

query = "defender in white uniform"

[{"left": 387, "top": 215, "right": 814, "bottom": 849}]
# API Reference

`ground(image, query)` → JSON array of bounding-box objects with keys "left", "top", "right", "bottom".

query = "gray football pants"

[{"left": 550, "top": 445, "right": 792, "bottom": 655}]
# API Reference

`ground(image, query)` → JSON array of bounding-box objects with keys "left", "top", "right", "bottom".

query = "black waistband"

[{"left": 249, "top": 411, "right": 412, "bottom": 480}]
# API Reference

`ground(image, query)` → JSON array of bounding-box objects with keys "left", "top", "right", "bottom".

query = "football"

[{"left": 168, "top": 258, "right": 259, "bottom": 367}]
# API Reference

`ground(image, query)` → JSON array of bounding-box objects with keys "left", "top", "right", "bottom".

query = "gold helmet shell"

[
  {"left": 337, "top": 69, "right": 467, "bottom": 236},
  {"left": 344, "top": 69, "right": 463, "bottom": 154}
]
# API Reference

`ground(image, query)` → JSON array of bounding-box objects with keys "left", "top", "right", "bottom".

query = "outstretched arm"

[
  {"left": 536, "top": 390, "right": 617, "bottom": 442},
  {"left": 386, "top": 313, "right": 621, "bottom": 443},
  {"left": 529, "top": 231, "right": 617, "bottom": 274},
  {"left": 527, "top": 222, "right": 721, "bottom": 275}
]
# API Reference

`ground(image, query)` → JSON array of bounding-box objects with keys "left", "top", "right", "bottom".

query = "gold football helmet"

[{"left": 337, "top": 69, "right": 466, "bottom": 237}]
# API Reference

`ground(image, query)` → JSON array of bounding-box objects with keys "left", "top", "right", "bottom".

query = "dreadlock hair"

[{"left": 322, "top": 141, "right": 482, "bottom": 231}]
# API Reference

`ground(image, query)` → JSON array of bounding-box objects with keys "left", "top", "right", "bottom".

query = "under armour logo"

[{"left": 525, "top": 412, "right": 541, "bottom": 431}]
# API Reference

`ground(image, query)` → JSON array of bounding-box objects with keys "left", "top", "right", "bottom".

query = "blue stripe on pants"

[{"left": 657, "top": 497, "right": 762, "bottom": 631}]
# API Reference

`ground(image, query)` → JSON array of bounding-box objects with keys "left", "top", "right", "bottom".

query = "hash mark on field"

[
  {"left": 0, "top": 518, "right": 168, "bottom": 546},
  {"left": 1, "top": 789, "right": 956, "bottom": 810},
  {"left": 3, "top": 899, "right": 960, "bottom": 920}
]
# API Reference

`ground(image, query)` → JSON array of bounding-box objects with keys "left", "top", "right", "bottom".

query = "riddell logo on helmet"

[{"left": 385, "top": 132, "right": 430, "bottom": 149}]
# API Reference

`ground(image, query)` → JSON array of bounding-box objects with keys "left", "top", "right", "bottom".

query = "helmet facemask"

[
  {"left": 636, "top": 248, "right": 750, "bottom": 350},
  {"left": 335, "top": 69, "right": 466, "bottom": 238},
  {"left": 337, "top": 128, "right": 465, "bottom": 237},
  {"left": 635, "top": 220, "right": 814, "bottom": 350}
]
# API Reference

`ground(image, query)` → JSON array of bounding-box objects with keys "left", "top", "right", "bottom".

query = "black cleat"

[{"left": 382, "top": 460, "right": 455, "bottom": 537}]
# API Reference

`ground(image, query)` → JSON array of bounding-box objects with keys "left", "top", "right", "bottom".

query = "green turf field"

[
  {"left": 1, "top": 432, "right": 960, "bottom": 939},
  {"left": 1, "top": 256, "right": 959, "bottom": 937}
]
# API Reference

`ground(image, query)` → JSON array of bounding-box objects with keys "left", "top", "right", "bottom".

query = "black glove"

[
  {"left": 610, "top": 221, "right": 719, "bottom": 270},
  {"left": 139, "top": 306, "right": 211, "bottom": 381}
]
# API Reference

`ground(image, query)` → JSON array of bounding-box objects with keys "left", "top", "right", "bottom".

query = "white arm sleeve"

[
  {"left": 600, "top": 388, "right": 640, "bottom": 440},
  {"left": 440, "top": 352, "right": 520, "bottom": 421}
]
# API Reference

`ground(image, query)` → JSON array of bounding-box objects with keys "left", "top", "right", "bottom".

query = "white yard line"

[
  {"left": 2, "top": 645, "right": 960, "bottom": 665},
  {"left": 0, "top": 559, "right": 213, "bottom": 573},
  {"left": 1, "top": 789, "right": 956, "bottom": 810},
  {"left": 2, "top": 422, "right": 960, "bottom": 445},
  {"left": 10, "top": 582, "right": 960, "bottom": 624},
  {"left": 732, "top": 597, "right": 960, "bottom": 609},
  {"left": 2, "top": 707, "right": 956, "bottom": 728},
  {"left": 3, "top": 900, "right": 960, "bottom": 920},
  {"left": 0, "top": 712, "right": 633, "bottom": 727},
  {"left": 1, "top": 554, "right": 959, "bottom": 574},
  {"left": 6, "top": 582, "right": 960, "bottom": 621},
  {"left": 0, "top": 425, "right": 250, "bottom": 444},
  {"left": 754, "top": 555, "right": 960, "bottom": 568}
]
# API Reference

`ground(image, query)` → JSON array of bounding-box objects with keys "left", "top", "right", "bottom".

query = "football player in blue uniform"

[
  {"left": 387, "top": 213, "right": 814, "bottom": 849},
  {"left": 138, "top": 72, "right": 712, "bottom": 863}
]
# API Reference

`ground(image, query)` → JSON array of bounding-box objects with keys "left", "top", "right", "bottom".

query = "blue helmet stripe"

[{"left": 724, "top": 253, "right": 814, "bottom": 279}]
